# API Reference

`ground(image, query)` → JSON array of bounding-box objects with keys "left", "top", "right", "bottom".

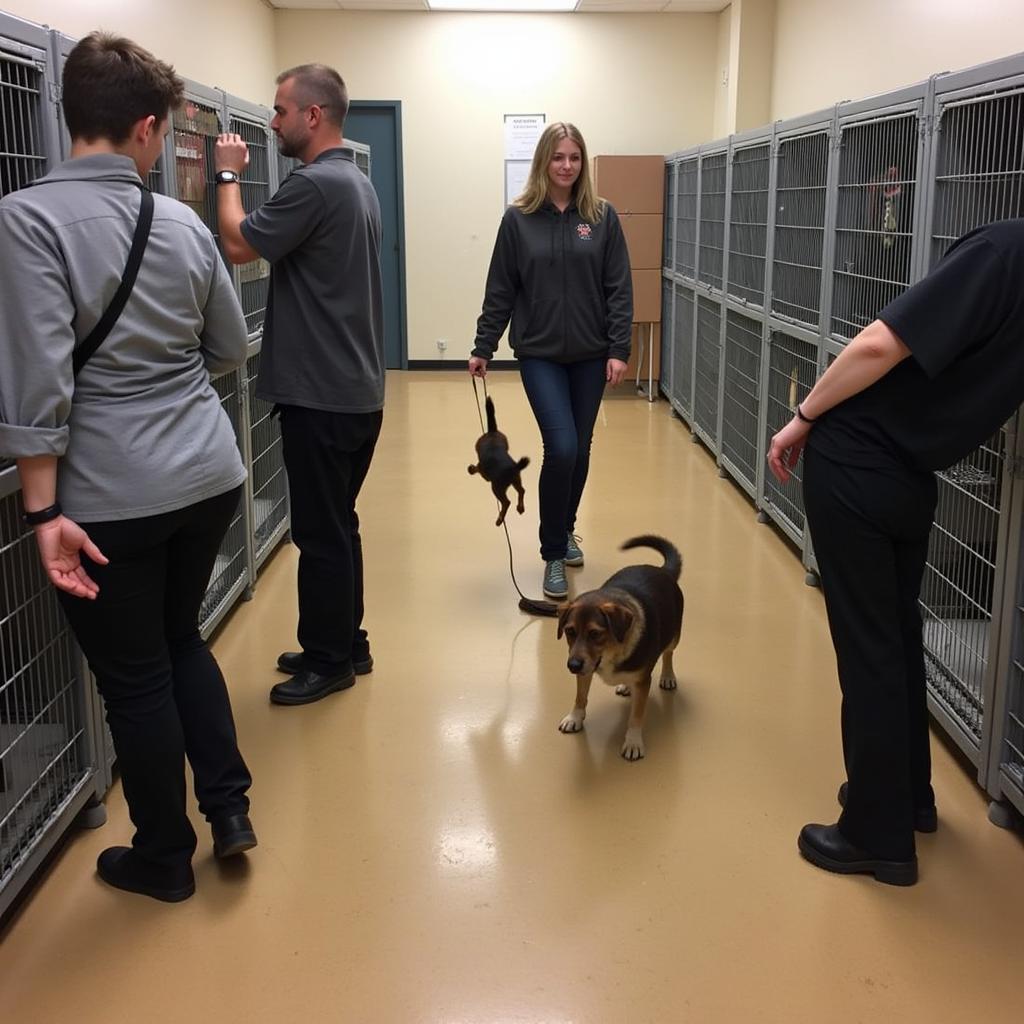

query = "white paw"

[
  {"left": 559, "top": 711, "right": 585, "bottom": 733},
  {"left": 659, "top": 675, "right": 677, "bottom": 691},
  {"left": 614, "top": 684, "right": 631, "bottom": 697},
  {"left": 620, "top": 730, "right": 645, "bottom": 761}
]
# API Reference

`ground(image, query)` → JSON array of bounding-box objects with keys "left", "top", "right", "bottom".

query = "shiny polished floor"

[{"left": 2, "top": 371, "right": 1022, "bottom": 1023}]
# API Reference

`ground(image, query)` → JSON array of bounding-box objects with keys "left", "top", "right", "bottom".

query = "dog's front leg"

[
  {"left": 621, "top": 675, "right": 652, "bottom": 761},
  {"left": 659, "top": 647, "right": 678, "bottom": 691},
  {"left": 559, "top": 672, "right": 592, "bottom": 734}
]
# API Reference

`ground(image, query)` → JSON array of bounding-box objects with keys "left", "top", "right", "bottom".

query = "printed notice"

[{"left": 503, "top": 114, "right": 545, "bottom": 161}]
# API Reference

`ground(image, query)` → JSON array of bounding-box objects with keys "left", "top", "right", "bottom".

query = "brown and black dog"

[
  {"left": 556, "top": 535, "right": 684, "bottom": 761},
  {"left": 468, "top": 395, "right": 530, "bottom": 527}
]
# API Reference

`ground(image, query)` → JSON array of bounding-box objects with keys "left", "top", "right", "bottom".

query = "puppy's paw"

[
  {"left": 558, "top": 711, "right": 585, "bottom": 733},
  {"left": 620, "top": 729, "right": 645, "bottom": 761},
  {"left": 614, "top": 684, "right": 631, "bottom": 697},
  {"left": 659, "top": 674, "right": 678, "bottom": 691}
]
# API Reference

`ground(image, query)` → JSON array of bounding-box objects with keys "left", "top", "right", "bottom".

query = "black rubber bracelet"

[
  {"left": 22, "top": 502, "right": 62, "bottom": 526},
  {"left": 795, "top": 404, "right": 817, "bottom": 425}
]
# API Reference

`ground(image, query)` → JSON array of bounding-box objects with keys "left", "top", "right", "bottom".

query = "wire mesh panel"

[
  {"left": 697, "top": 150, "right": 727, "bottom": 290},
  {"left": 352, "top": 144, "right": 370, "bottom": 178},
  {"left": 663, "top": 163, "right": 675, "bottom": 271},
  {"left": 246, "top": 347, "right": 289, "bottom": 569},
  {"left": 199, "top": 372, "right": 249, "bottom": 637},
  {"left": 660, "top": 277, "right": 674, "bottom": 398},
  {"left": 0, "top": 41, "right": 48, "bottom": 196},
  {"left": 831, "top": 114, "right": 919, "bottom": 340},
  {"left": 1000, "top": 575, "right": 1024, "bottom": 805},
  {"left": 692, "top": 296, "right": 722, "bottom": 447},
  {"left": 931, "top": 88, "right": 1024, "bottom": 263},
  {"left": 762, "top": 329, "right": 818, "bottom": 540},
  {"left": 229, "top": 114, "right": 271, "bottom": 336},
  {"left": 919, "top": 431, "right": 1006, "bottom": 754},
  {"left": 675, "top": 157, "right": 698, "bottom": 279},
  {"left": 771, "top": 131, "right": 830, "bottom": 328},
  {"left": 172, "top": 97, "right": 222, "bottom": 244},
  {"left": 672, "top": 284, "right": 695, "bottom": 418},
  {"left": 275, "top": 150, "right": 300, "bottom": 193},
  {"left": 726, "top": 143, "right": 770, "bottom": 307},
  {"left": 1, "top": 487, "right": 93, "bottom": 900},
  {"left": 721, "top": 310, "right": 763, "bottom": 495}
]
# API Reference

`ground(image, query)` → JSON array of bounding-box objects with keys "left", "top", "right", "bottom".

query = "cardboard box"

[
  {"left": 619, "top": 213, "right": 663, "bottom": 269},
  {"left": 594, "top": 155, "right": 665, "bottom": 215},
  {"left": 631, "top": 268, "right": 662, "bottom": 323}
]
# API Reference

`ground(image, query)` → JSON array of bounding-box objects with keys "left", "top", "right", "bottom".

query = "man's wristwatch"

[{"left": 215, "top": 170, "right": 240, "bottom": 186}]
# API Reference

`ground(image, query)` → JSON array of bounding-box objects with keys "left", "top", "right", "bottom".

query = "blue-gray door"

[{"left": 346, "top": 101, "right": 407, "bottom": 369}]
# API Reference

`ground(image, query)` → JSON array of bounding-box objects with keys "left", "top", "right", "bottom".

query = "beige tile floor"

[{"left": 1, "top": 371, "right": 1022, "bottom": 1023}]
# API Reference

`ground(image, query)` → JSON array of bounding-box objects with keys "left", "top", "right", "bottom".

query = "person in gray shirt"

[
  {"left": 0, "top": 33, "right": 255, "bottom": 902},
  {"left": 215, "top": 64, "right": 385, "bottom": 708}
]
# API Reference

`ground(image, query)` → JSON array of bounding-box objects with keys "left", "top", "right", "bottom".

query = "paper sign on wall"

[{"left": 503, "top": 114, "right": 545, "bottom": 205}]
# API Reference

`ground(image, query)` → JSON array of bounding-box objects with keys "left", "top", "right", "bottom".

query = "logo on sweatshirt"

[{"left": 576, "top": 223, "right": 593, "bottom": 241}]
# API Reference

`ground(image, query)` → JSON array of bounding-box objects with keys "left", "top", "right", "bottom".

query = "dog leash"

[{"left": 470, "top": 373, "right": 558, "bottom": 618}]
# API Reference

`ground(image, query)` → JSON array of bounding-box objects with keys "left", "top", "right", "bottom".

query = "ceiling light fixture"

[{"left": 427, "top": 0, "right": 578, "bottom": 12}]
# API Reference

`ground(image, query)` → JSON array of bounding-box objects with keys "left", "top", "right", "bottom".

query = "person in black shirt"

[{"left": 767, "top": 219, "right": 1024, "bottom": 886}]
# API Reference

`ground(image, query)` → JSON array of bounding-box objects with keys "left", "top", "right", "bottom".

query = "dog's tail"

[
  {"left": 485, "top": 395, "right": 498, "bottom": 434},
  {"left": 515, "top": 456, "right": 530, "bottom": 471},
  {"left": 620, "top": 535, "right": 683, "bottom": 581}
]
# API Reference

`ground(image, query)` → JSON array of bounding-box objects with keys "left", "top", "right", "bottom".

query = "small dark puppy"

[
  {"left": 468, "top": 396, "right": 530, "bottom": 527},
  {"left": 556, "top": 535, "right": 684, "bottom": 761}
]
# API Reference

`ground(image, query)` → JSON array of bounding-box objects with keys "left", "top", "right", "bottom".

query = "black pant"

[
  {"left": 803, "top": 446, "right": 938, "bottom": 860},
  {"left": 518, "top": 356, "right": 607, "bottom": 560},
  {"left": 279, "top": 405, "right": 383, "bottom": 673},
  {"left": 58, "top": 486, "right": 251, "bottom": 870}
]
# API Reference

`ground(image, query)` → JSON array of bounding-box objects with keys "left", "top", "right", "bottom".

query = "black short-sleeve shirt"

[
  {"left": 241, "top": 147, "right": 384, "bottom": 413},
  {"left": 808, "top": 219, "right": 1024, "bottom": 472}
]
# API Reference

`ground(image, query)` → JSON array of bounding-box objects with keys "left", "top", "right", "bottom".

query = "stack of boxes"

[{"left": 593, "top": 154, "right": 665, "bottom": 391}]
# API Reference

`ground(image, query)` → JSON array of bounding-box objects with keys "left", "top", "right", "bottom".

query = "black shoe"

[
  {"left": 211, "top": 813, "right": 257, "bottom": 859},
  {"left": 96, "top": 846, "right": 195, "bottom": 903},
  {"left": 277, "top": 651, "right": 374, "bottom": 676},
  {"left": 798, "top": 823, "right": 918, "bottom": 886},
  {"left": 838, "top": 782, "right": 938, "bottom": 833},
  {"left": 269, "top": 667, "right": 355, "bottom": 706}
]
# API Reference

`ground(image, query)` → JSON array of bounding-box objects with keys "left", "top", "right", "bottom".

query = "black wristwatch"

[{"left": 215, "top": 170, "right": 240, "bottom": 186}]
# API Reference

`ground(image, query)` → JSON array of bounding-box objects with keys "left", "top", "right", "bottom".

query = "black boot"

[
  {"left": 798, "top": 824, "right": 918, "bottom": 886},
  {"left": 96, "top": 847, "right": 195, "bottom": 902},
  {"left": 269, "top": 667, "right": 355, "bottom": 706},
  {"left": 211, "top": 813, "right": 258, "bottom": 858}
]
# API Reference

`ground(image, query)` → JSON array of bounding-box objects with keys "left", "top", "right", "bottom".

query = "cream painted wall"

[
  {"left": 713, "top": 5, "right": 732, "bottom": 138},
  {"left": 274, "top": 11, "right": 717, "bottom": 362},
  {"left": 733, "top": 0, "right": 773, "bottom": 133},
  {"left": 2, "top": 0, "right": 277, "bottom": 101},
  {"left": 771, "top": 0, "right": 1024, "bottom": 121}
]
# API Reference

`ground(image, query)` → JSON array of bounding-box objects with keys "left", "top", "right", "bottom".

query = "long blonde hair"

[{"left": 513, "top": 121, "right": 605, "bottom": 224}]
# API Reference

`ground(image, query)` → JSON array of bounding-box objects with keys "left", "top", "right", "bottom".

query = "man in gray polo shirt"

[{"left": 215, "top": 64, "right": 384, "bottom": 706}]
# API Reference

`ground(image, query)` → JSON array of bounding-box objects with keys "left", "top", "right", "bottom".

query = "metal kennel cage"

[
  {"left": 674, "top": 154, "right": 699, "bottom": 280},
  {"left": 692, "top": 295, "right": 723, "bottom": 451},
  {"left": 720, "top": 309, "right": 764, "bottom": 499},
  {"left": 697, "top": 145, "right": 728, "bottom": 292},
  {"left": 725, "top": 133, "right": 772, "bottom": 310},
  {"left": 671, "top": 284, "right": 696, "bottom": 420},
  {"left": 769, "top": 111, "right": 835, "bottom": 330}
]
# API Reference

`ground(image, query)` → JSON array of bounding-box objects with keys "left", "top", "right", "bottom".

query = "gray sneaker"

[
  {"left": 543, "top": 559, "right": 568, "bottom": 599},
  {"left": 565, "top": 532, "right": 584, "bottom": 567}
]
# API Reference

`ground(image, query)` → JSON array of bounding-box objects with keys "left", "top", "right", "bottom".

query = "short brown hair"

[
  {"left": 277, "top": 64, "right": 349, "bottom": 129},
  {"left": 62, "top": 32, "right": 184, "bottom": 143}
]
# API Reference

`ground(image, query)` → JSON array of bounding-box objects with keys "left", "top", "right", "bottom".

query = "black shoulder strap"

[{"left": 73, "top": 185, "right": 154, "bottom": 377}]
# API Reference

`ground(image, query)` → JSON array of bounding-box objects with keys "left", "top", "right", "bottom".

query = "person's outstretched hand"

[
  {"left": 32, "top": 516, "right": 109, "bottom": 599},
  {"left": 767, "top": 415, "right": 812, "bottom": 484}
]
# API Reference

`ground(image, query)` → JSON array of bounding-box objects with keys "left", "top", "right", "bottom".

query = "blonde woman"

[{"left": 469, "top": 122, "right": 632, "bottom": 599}]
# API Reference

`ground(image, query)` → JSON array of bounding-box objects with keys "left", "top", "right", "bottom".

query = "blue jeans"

[{"left": 519, "top": 356, "right": 606, "bottom": 560}]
